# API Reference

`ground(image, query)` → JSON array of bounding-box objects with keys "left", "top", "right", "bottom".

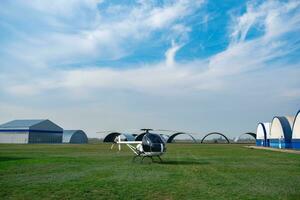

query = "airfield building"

[
  {"left": 103, "top": 132, "right": 135, "bottom": 142},
  {"left": 256, "top": 123, "right": 271, "bottom": 147},
  {"left": 63, "top": 130, "right": 88, "bottom": 144},
  {"left": 0, "top": 119, "right": 63, "bottom": 144},
  {"left": 269, "top": 116, "right": 294, "bottom": 148},
  {"left": 292, "top": 110, "right": 300, "bottom": 149}
]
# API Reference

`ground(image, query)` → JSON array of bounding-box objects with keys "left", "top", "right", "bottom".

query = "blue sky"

[{"left": 0, "top": 0, "right": 299, "bottom": 138}]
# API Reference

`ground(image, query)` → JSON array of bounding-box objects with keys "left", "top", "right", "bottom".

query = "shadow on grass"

[
  {"left": 0, "top": 156, "right": 30, "bottom": 162},
  {"left": 160, "top": 160, "right": 210, "bottom": 165}
]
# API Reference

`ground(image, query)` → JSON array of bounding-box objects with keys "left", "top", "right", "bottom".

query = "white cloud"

[
  {"left": 0, "top": 0, "right": 204, "bottom": 69},
  {"left": 230, "top": 1, "right": 300, "bottom": 43},
  {"left": 3, "top": 0, "right": 300, "bottom": 97},
  {"left": 145, "top": 0, "right": 204, "bottom": 29},
  {"left": 283, "top": 89, "right": 300, "bottom": 98},
  {"left": 21, "top": 0, "right": 102, "bottom": 17},
  {"left": 165, "top": 40, "right": 182, "bottom": 67}
]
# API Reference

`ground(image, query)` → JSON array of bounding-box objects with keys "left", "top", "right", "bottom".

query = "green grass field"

[{"left": 0, "top": 144, "right": 300, "bottom": 200}]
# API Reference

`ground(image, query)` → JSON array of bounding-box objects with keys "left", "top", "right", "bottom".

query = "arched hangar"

[
  {"left": 167, "top": 132, "right": 197, "bottom": 143},
  {"left": 234, "top": 132, "right": 256, "bottom": 143},
  {"left": 63, "top": 130, "right": 88, "bottom": 144},
  {"left": 256, "top": 123, "right": 270, "bottom": 147},
  {"left": 292, "top": 110, "right": 300, "bottom": 149},
  {"left": 269, "top": 116, "right": 294, "bottom": 148},
  {"left": 201, "top": 132, "right": 230, "bottom": 143},
  {"left": 103, "top": 132, "right": 135, "bottom": 142}
]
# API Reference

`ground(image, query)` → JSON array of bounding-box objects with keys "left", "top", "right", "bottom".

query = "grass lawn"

[{"left": 0, "top": 143, "right": 300, "bottom": 200}]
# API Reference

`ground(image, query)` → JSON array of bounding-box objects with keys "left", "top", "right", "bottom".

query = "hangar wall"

[
  {"left": 29, "top": 131, "right": 62, "bottom": 144},
  {"left": 0, "top": 131, "right": 29, "bottom": 144}
]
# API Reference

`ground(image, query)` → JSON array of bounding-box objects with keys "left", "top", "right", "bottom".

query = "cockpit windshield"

[
  {"left": 142, "top": 133, "right": 166, "bottom": 153},
  {"left": 145, "top": 133, "right": 164, "bottom": 144}
]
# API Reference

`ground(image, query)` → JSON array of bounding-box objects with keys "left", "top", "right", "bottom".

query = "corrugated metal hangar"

[
  {"left": 0, "top": 119, "right": 63, "bottom": 144},
  {"left": 63, "top": 130, "right": 88, "bottom": 144}
]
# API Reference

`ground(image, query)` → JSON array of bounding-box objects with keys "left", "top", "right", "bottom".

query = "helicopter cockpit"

[{"left": 142, "top": 133, "right": 166, "bottom": 153}]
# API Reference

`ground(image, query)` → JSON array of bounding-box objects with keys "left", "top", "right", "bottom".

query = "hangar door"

[{"left": 0, "top": 132, "right": 28, "bottom": 143}]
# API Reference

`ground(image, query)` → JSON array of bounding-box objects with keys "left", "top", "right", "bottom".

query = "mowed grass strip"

[{"left": 0, "top": 144, "right": 300, "bottom": 200}]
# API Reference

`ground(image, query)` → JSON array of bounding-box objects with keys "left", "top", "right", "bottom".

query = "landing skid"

[{"left": 132, "top": 155, "right": 163, "bottom": 164}]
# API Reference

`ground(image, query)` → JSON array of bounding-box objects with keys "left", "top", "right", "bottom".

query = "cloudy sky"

[{"left": 0, "top": 0, "right": 299, "bottom": 138}]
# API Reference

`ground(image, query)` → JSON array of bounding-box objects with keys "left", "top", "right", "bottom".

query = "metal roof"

[
  {"left": 63, "top": 130, "right": 79, "bottom": 136},
  {"left": 0, "top": 119, "right": 45, "bottom": 129}
]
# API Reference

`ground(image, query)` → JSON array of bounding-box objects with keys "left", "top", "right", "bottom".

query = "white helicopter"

[{"left": 111, "top": 129, "right": 167, "bottom": 163}]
